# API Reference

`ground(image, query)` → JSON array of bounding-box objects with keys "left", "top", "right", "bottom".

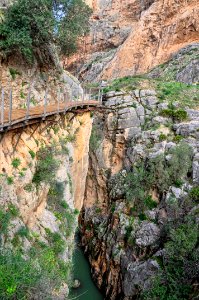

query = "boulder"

[
  {"left": 123, "top": 260, "right": 159, "bottom": 297},
  {"left": 135, "top": 222, "right": 160, "bottom": 247}
]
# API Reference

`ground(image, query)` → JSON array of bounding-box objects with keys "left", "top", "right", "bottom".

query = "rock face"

[
  {"left": 0, "top": 60, "right": 82, "bottom": 109},
  {"left": 80, "top": 83, "right": 199, "bottom": 299},
  {"left": 67, "top": 0, "right": 199, "bottom": 81},
  {"left": 0, "top": 111, "right": 92, "bottom": 298}
]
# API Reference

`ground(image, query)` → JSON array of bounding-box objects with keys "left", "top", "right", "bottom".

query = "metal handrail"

[{"left": 0, "top": 85, "right": 103, "bottom": 132}]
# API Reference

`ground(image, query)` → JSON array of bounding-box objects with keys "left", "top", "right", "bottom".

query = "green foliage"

[
  {"left": 0, "top": 204, "right": 19, "bottom": 235},
  {"left": 189, "top": 186, "right": 199, "bottom": 203},
  {"left": 19, "top": 171, "right": 25, "bottom": 177},
  {"left": 166, "top": 221, "right": 198, "bottom": 260},
  {"left": 144, "top": 195, "right": 158, "bottom": 210},
  {"left": 174, "top": 179, "right": 184, "bottom": 188},
  {"left": 11, "top": 158, "right": 21, "bottom": 169},
  {"left": 17, "top": 226, "right": 30, "bottom": 238},
  {"left": 20, "top": 90, "right": 25, "bottom": 99},
  {"left": 173, "top": 134, "right": 183, "bottom": 143},
  {"left": 0, "top": 245, "right": 71, "bottom": 299},
  {"left": 159, "top": 133, "right": 167, "bottom": 141},
  {"left": 143, "top": 219, "right": 198, "bottom": 300},
  {"left": 24, "top": 183, "right": 33, "bottom": 192},
  {"left": 103, "top": 76, "right": 199, "bottom": 108},
  {"left": 9, "top": 68, "right": 21, "bottom": 80},
  {"left": 6, "top": 176, "right": 14, "bottom": 185},
  {"left": 32, "top": 146, "right": 60, "bottom": 185},
  {"left": 125, "top": 143, "right": 192, "bottom": 213},
  {"left": 8, "top": 203, "right": 19, "bottom": 217},
  {"left": 160, "top": 108, "right": 188, "bottom": 121},
  {"left": 47, "top": 181, "right": 76, "bottom": 238},
  {"left": 46, "top": 230, "right": 65, "bottom": 255},
  {"left": 29, "top": 150, "right": 36, "bottom": 159},
  {"left": 156, "top": 81, "right": 199, "bottom": 108},
  {"left": 168, "top": 142, "right": 193, "bottom": 182},
  {"left": 0, "top": 0, "right": 92, "bottom": 64},
  {"left": 103, "top": 75, "right": 147, "bottom": 93}
]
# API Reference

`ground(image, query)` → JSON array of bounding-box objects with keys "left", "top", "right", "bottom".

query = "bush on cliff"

[
  {"left": 142, "top": 218, "right": 199, "bottom": 300},
  {"left": 125, "top": 142, "right": 193, "bottom": 216},
  {"left": 0, "top": 0, "right": 92, "bottom": 64}
]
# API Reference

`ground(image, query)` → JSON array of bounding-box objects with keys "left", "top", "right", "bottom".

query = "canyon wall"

[
  {"left": 0, "top": 110, "right": 92, "bottom": 298},
  {"left": 68, "top": 0, "right": 199, "bottom": 82},
  {"left": 80, "top": 66, "right": 199, "bottom": 298}
]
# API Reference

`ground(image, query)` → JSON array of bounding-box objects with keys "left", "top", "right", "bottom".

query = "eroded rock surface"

[{"left": 80, "top": 86, "right": 199, "bottom": 299}]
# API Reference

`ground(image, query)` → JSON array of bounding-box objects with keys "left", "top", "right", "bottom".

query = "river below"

[{"left": 69, "top": 236, "right": 104, "bottom": 300}]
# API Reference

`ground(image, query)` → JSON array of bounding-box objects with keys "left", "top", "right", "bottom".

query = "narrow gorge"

[{"left": 0, "top": 0, "right": 199, "bottom": 299}]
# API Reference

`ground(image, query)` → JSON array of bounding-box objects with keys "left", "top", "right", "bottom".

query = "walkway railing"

[{"left": 0, "top": 85, "right": 103, "bottom": 132}]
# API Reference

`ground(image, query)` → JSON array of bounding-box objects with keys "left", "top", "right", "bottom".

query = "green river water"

[{"left": 69, "top": 241, "right": 104, "bottom": 300}]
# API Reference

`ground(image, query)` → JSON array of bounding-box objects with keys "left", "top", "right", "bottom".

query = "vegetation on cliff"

[{"left": 0, "top": 0, "right": 92, "bottom": 65}]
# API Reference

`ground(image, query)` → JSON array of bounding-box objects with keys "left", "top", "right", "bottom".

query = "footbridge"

[{"left": 0, "top": 85, "right": 102, "bottom": 133}]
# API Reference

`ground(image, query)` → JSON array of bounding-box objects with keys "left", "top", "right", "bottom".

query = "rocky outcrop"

[
  {"left": 80, "top": 81, "right": 199, "bottom": 299},
  {"left": 68, "top": 0, "right": 199, "bottom": 81}
]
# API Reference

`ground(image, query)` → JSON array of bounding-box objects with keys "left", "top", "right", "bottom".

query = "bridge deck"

[{"left": 0, "top": 100, "right": 99, "bottom": 132}]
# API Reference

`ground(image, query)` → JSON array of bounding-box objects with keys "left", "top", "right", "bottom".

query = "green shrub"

[
  {"left": 0, "top": 0, "right": 92, "bottom": 64},
  {"left": 189, "top": 187, "right": 199, "bottom": 202},
  {"left": 8, "top": 204, "right": 19, "bottom": 217},
  {"left": 9, "top": 68, "right": 21, "bottom": 80},
  {"left": 143, "top": 219, "right": 198, "bottom": 300},
  {"left": 160, "top": 108, "right": 173, "bottom": 118},
  {"left": 173, "top": 109, "right": 188, "bottom": 121},
  {"left": 138, "top": 213, "right": 147, "bottom": 221},
  {"left": 6, "top": 176, "right": 14, "bottom": 185},
  {"left": 0, "top": 245, "right": 71, "bottom": 299},
  {"left": 19, "top": 171, "right": 25, "bottom": 177},
  {"left": 11, "top": 158, "right": 21, "bottom": 169},
  {"left": 46, "top": 230, "right": 66, "bottom": 256},
  {"left": 159, "top": 133, "right": 167, "bottom": 141},
  {"left": 174, "top": 179, "right": 184, "bottom": 187},
  {"left": 29, "top": 150, "right": 36, "bottom": 159},
  {"left": 125, "top": 142, "right": 192, "bottom": 213},
  {"left": 144, "top": 195, "right": 158, "bottom": 210},
  {"left": 0, "top": 204, "right": 19, "bottom": 235},
  {"left": 160, "top": 108, "right": 187, "bottom": 122},
  {"left": 17, "top": 226, "right": 30, "bottom": 238},
  {"left": 24, "top": 183, "right": 33, "bottom": 192},
  {"left": 32, "top": 146, "right": 60, "bottom": 185},
  {"left": 173, "top": 135, "right": 183, "bottom": 143}
]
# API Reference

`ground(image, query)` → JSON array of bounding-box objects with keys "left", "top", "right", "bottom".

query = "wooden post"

[
  {"left": 82, "top": 89, "right": 85, "bottom": 103},
  {"left": 9, "top": 89, "right": 12, "bottom": 125},
  {"left": 25, "top": 87, "right": 31, "bottom": 120},
  {"left": 43, "top": 89, "right": 48, "bottom": 119},
  {"left": 64, "top": 92, "right": 67, "bottom": 112},
  {"left": 1, "top": 88, "right": 4, "bottom": 130},
  {"left": 57, "top": 88, "right": 60, "bottom": 114},
  {"left": 98, "top": 88, "right": 101, "bottom": 103},
  {"left": 71, "top": 82, "right": 74, "bottom": 103},
  {"left": 89, "top": 88, "right": 91, "bottom": 101},
  {"left": 77, "top": 88, "right": 79, "bottom": 107}
]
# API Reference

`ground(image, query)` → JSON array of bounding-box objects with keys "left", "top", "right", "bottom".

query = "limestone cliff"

[
  {"left": 80, "top": 75, "right": 199, "bottom": 299},
  {"left": 67, "top": 0, "right": 199, "bottom": 82},
  {"left": 0, "top": 111, "right": 92, "bottom": 298}
]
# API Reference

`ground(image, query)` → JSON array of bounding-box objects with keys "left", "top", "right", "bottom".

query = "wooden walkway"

[
  {"left": 0, "top": 85, "right": 102, "bottom": 132},
  {"left": 0, "top": 100, "right": 99, "bottom": 132}
]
